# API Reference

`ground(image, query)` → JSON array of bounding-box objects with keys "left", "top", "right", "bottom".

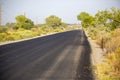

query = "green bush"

[
  {"left": 0, "top": 33, "right": 7, "bottom": 42},
  {"left": 53, "top": 28, "right": 63, "bottom": 32}
]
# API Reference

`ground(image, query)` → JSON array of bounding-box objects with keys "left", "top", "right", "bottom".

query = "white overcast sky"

[{"left": 1, "top": 0, "right": 120, "bottom": 25}]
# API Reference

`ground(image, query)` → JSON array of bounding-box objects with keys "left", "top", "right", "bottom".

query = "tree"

[
  {"left": 95, "top": 10, "right": 109, "bottom": 25},
  {"left": 15, "top": 15, "right": 34, "bottom": 30},
  {"left": 5, "top": 23, "right": 15, "bottom": 28},
  {"left": 77, "top": 12, "right": 95, "bottom": 28},
  {"left": 108, "top": 8, "right": 120, "bottom": 30},
  {"left": 45, "top": 15, "right": 62, "bottom": 28}
]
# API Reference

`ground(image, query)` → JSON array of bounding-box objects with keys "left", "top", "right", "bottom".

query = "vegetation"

[
  {"left": 96, "top": 47, "right": 120, "bottom": 80},
  {"left": 45, "top": 15, "right": 62, "bottom": 28},
  {"left": 1, "top": 8, "right": 119, "bottom": 79},
  {"left": 77, "top": 12, "right": 95, "bottom": 28},
  {"left": 0, "top": 15, "right": 75, "bottom": 43},
  {"left": 15, "top": 15, "right": 34, "bottom": 30},
  {"left": 77, "top": 7, "right": 120, "bottom": 80}
]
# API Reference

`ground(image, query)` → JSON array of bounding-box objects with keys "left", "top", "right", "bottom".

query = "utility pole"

[
  {"left": 23, "top": 12, "right": 26, "bottom": 16},
  {"left": 0, "top": 2, "right": 2, "bottom": 26}
]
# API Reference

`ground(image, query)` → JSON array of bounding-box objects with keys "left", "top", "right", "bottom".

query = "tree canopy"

[
  {"left": 15, "top": 15, "right": 34, "bottom": 30},
  {"left": 77, "top": 8, "right": 120, "bottom": 30},
  {"left": 77, "top": 12, "right": 95, "bottom": 28},
  {"left": 45, "top": 15, "right": 62, "bottom": 28}
]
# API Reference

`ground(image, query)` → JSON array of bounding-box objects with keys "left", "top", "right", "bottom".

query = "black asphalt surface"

[{"left": 0, "top": 30, "right": 94, "bottom": 80}]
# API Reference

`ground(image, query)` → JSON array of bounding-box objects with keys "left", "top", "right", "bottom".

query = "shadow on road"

[{"left": 75, "top": 30, "right": 94, "bottom": 80}]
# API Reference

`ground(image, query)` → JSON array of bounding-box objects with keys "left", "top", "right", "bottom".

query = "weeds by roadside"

[
  {"left": 87, "top": 28, "right": 120, "bottom": 80},
  {"left": 0, "top": 26, "right": 76, "bottom": 43}
]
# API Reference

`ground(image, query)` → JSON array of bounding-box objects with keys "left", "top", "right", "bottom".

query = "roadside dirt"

[
  {"left": 89, "top": 38, "right": 105, "bottom": 64},
  {"left": 88, "top": 37, "right": 106, "bottom": 80}
]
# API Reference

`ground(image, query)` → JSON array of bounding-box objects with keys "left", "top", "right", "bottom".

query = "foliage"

[
  {"left": 96, "top": 47, "right": 120, "bottom": 80},
  {"left": 77, "top": 8, "right": 120, "bottom": 80},
  {"left": 0, "top": 27, "right": 8, "bottom": 33},
  {"left": 94, "top": 29, "right": 120, "bottom": 80},
  {"left": 108, "top": 7, "right": 120, "bottom": 30},
  {"left": 5, "top": 23, "right": 15, "bottom": 29},
  {"left": 45, "top": 15, "right": 62, "bottom": 28},
  {"left": 0, "top": 33, "right": 7, "bottom": 41},
  {"left": 78, "top": 8, "right": 120, "bottom": 33},
  {"left": 15, "top": 15, "right": 34, "bottom": 30},
  {"left": 0, "top": 13, "right": 75, "bottom": 43},
  {"left": 77, "top": 12, "right": 95, "bottom": 28},
  {"left": 81, "top": 8, "right": 120, "bottom": 80},
  {"left": 0, "top": 24, "right": 75, "bottom": 43},
  {"left": 104, "top": 29, "right": 120, "bottom": 53},
  {"left": 95, "top": 29, "right": 120, "bottom": 80},
  {"left": 95, "top": 10, "right": 109, "bottom": 25}
]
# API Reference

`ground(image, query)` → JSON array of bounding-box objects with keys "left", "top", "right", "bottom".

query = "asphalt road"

[{"left": 0, "top": 30, "right": 94, "bottom": 80}]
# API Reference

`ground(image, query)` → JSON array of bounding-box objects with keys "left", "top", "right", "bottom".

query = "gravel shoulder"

[
  {"left": 87, "top": 35, "right": 106, "bottom": 80},
  {"left": 85, "top": 31, "right": 105, "bottom": 65},
  {"left": 88, "top": 38, "right": 105, "bottom": 65}
]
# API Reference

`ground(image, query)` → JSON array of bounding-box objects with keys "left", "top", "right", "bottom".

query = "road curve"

[{"left": 0, "top": 30, "right": 94, "bottom": 80}]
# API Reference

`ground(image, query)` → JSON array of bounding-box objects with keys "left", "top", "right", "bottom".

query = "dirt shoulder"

[
  {"left": 87, "top": 34, "right": 106, "bottom": 80},
  {"left": 85, "top": 31, "right": 105, "bottom": 65},
  {"left": 88, "top": 38, "right": 105, "bottom": 65}
]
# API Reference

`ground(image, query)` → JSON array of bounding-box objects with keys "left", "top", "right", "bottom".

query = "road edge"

[
  {"left": 0, "top": 30, "right": 78, "bottom": 46},
  {"left": 85, "top": 31, "right": 106, "bottom": 80}
]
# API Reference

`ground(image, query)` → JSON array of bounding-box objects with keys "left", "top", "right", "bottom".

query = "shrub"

[
  {"left": 5, "top": 35, "right": 15, "bottom": 41},
  {"left": 104, "top": 29, "right": 120, "bottom": 53},
  {"left": 87, "top": 27, "right": 99, "bottom": 39},
  {"left": 0, "top": 27, "right": 8, "bottom": 33},
  {"left": 17, "top": 30, "right": 34, "bottom": 38},
  {"left": 53, "top": 27, "right": 63, "bottom": 32},
  {"left": 96, "top": 47, "right": 120, "bottom": 80},
  {"left": 95, "top": 29, "right": 120, "bottom": 79},
  {"left": 95, "top": 33, "right": 110, "bottom": 49},
  {"left": 0, "top": 33, "right": 7, "bottom": 42},
  {"left": 0, "top": 24, "right": 75, "bottom": 43},
  {"left": 105, "top": 36, "right": 120, "bottom": 53}
]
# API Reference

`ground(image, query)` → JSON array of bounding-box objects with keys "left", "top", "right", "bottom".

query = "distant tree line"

[{"left": 0, "top": 14, "right": 66, "bottom": 32}]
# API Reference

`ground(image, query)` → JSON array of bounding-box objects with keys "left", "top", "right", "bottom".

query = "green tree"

[
  {"left": 45, "top": 15, "right": 62, "bottom": 28},
  {"left": 5, "top": 23, "right": 15, "bottom": 29},
  {"left": 77, "top": 12, "right": 95, "bottom": 28},
  {"left": 108, "top": 8, "right": 120, "bottom": 30},
  {"left": 95, "top": 10, "right": 109, "bottom": 25},
  {"left": 94, "top": 10, "right": 111, "bottom": 31},
  {"left": 94, "top": 8, "right": 120, "bottom": 30},
  {"left": 15, "top": 15, "right": 34, "bottom": 30}
]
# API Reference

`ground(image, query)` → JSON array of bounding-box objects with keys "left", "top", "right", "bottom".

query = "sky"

[{"left": 1, "top": 0, "right": 120, "bottom": 25}]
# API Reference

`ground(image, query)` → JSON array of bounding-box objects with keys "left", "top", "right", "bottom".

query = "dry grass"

[
  {"left": 0, "top": 26, "right": 75, "bottom": 43},
  {"left": 94, "top": 29, "right": 120, "bottom": 80},
  {"left": 96, "top": 47, "right": 120, "bottom": 80}
]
